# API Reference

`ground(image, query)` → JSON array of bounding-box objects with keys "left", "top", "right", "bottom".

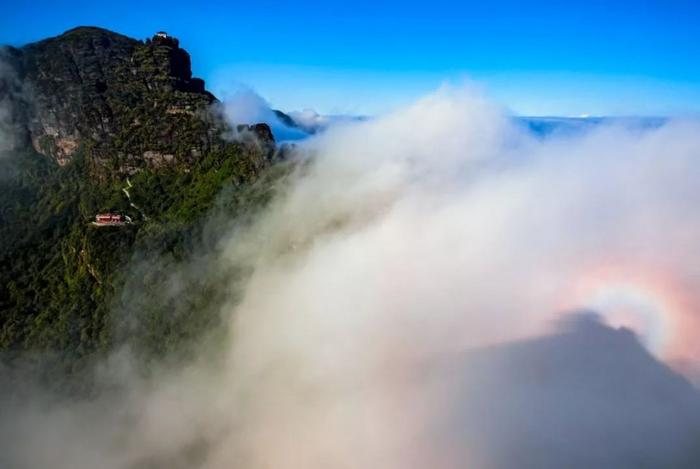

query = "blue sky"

[{"left": 2, "top": 0, "right": 699, "bottom": 116}]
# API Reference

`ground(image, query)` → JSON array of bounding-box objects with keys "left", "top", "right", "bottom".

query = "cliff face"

[{"left": 0, "top": 27, "right": 271, "bottom": 171}]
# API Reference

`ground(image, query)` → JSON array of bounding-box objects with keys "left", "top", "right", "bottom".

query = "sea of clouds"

[{"left": 4, "top": 84, "right": 700, "bottom": 468}]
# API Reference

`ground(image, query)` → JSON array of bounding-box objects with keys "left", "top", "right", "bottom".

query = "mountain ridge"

[
  {"left": 0, "top": 27, "right": 291, "bottom": 392},
  {"left": 0, "top": 26, "right": 276, "bottom": 173}
]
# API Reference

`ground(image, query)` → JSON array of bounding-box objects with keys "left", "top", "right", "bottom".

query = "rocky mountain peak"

[{"left": 0, "top": 27, "right": 271, "bottom": 171}]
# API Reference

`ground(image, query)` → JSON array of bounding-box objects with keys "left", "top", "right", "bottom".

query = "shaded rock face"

[
  {"left": 236, "top": 122, "right": 275, "bottom": 143},
  {"left": 1, "top": 27, "right": 139, "bottom": 164},
  {"left": 143, "top": 32, "right": 207, "bottom": 95},
  {"left": 0, "top": 27, "right": 273, "bottom": 171}
]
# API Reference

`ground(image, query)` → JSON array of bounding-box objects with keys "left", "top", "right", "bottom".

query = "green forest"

[
  {"left": 0, "top": 27, "right": 301, "bottom": 394},
  {"left": 0, "top": 141, "right": 291, "bottom": 394}
]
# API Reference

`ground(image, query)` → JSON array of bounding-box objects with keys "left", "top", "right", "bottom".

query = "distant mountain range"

[
  {"left": 271, "top": 107, "right": 669, "bottom": 142},
  {"left": 517, "top": 116, "right": 668, "bottom": 137}
]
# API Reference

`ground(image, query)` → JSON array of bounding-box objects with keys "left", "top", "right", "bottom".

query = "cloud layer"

[{"left": 4, "top": 85, "right": 700, "bottom": 468}]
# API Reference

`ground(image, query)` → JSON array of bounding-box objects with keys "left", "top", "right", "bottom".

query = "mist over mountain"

[
  {"left": 0, "top": 27, "right": 283, "bottom": 392},
  {"left": 2, "top": 26, "right": 700, "bottom": 469},
  {"left": 0, "top": 26, "right": 278, "bottom": 169}
]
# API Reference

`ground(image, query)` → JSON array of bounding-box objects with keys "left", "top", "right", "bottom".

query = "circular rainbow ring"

[{"left": 562, "top": 260, "right": 699, "bottom": 366}]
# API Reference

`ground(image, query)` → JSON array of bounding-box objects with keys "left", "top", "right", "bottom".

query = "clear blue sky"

[{"left": 2, "top": 0, "right": 699, "bottom": 116}]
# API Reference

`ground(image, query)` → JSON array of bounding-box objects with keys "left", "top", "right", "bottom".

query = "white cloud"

[
  {"left": 218, "top": 85, "right": 307, "bottom": 141},
  {"left": 287, "top": 108, "right": 360, "bottom": 133},
  {"left": 5, "top": 84, "right": 700, "bottom": 468}
]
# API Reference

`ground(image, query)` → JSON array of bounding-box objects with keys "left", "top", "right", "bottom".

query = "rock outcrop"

[{"left": 0, "top": 27, "right": 274, "bottom": 171}]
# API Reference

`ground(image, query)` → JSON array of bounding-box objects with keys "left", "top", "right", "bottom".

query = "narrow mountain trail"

[{"left": 122, "top": 177, "right": 148, "bottom": 221}]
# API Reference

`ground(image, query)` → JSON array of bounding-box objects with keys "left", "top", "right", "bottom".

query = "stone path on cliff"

[{"left": 122, "top": 178, "right": 148, "bottom": 221}]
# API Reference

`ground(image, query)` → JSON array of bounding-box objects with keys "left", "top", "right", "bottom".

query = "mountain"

[
  {"left": 0, "top": 27, "right": 286, "bottom": 393},
  {"left": 0, "top": 27, "right": 276, "bottom": 171},
  {"left": 275, "top": 109, "right": 366, "bottom": 136}
]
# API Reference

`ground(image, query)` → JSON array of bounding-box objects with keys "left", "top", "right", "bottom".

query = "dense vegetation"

[
  {"left": 0, "top": 27, "right": 292, "bottom": 394},
  {"left": 0, "top": 143, "right": 290, "bottom": 393}
]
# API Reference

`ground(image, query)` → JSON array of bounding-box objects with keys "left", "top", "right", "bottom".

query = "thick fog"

[{"left": 4, "top": 85, "right": 700, "bottom": 468}]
